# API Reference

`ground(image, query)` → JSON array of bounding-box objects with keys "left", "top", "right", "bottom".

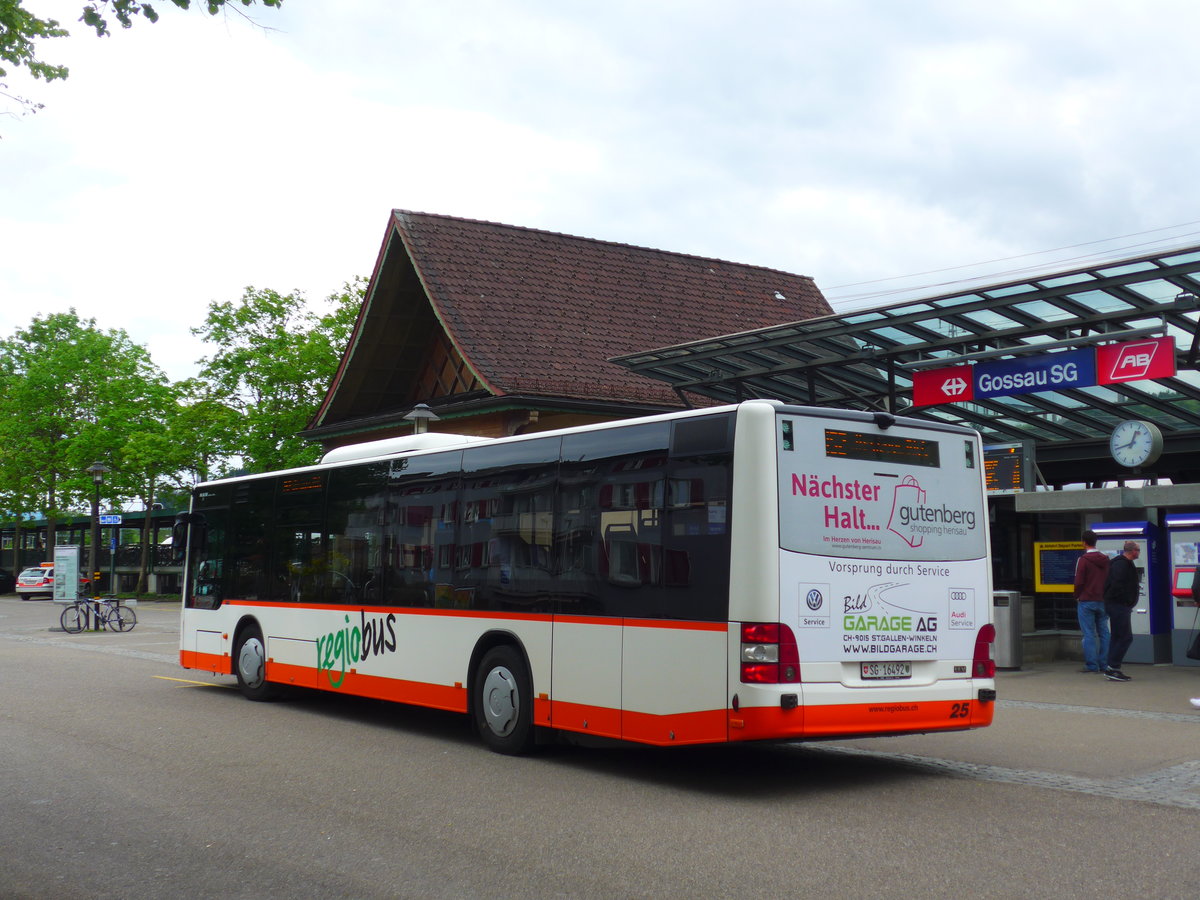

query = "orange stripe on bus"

[
  {"left": 266, "top": 661, "right": 470, "bottom": 713},
  {"left": 548, "top": 700, "right": 623, "bottom": 739},
  {"left": 546, "top": 702, "right": 727, "bottom": 745},
  {"left": 730, "top": 698, "right": 993, "bottom": 741},
  {"left": 622, "top": 708, "right": 728, "bottom": 745},
  {"left": 622, "top": 618, "right": 727, "bottom": 633},
  {"left": 179, "top": 649, "right": 231, "bottom": 676},
  {"left": 182, "top": 643, "right": 993, "bottom": 744}
]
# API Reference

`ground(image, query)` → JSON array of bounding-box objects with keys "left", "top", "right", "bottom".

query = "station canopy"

[{"left": 612, "top": 245, "right": 1200, "bottom": 487}]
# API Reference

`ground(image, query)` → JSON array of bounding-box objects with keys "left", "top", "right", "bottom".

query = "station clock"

[{"left": 1108, "top": 419, "right": 1163, "bottom": 468}]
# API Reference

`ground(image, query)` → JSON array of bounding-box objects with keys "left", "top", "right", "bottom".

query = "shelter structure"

[
  {"left": 613, "top": 245, "right": 1200, "bottom": 489},
  {"left": 611, "top": 243, "right": 1200, "bottom": 658},
  {"left": 303, "top": 210, "right": 832, "bottom": 449}
]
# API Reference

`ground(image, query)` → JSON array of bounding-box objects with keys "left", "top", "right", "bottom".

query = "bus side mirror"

[
  {"left": 171, "top": 518, "right": 187, "bottom": 565},
  {"left": 172, "top": 513, "right": 208, "bottom": 565}
]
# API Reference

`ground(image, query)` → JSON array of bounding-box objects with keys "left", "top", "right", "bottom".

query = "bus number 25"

[{"left": 949, "top": 702, "right": 971, "bottom": 719}]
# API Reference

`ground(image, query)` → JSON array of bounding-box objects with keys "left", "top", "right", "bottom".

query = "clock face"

[{"left": 1109, "top": 419, "right": 1163, "bottom": 468}]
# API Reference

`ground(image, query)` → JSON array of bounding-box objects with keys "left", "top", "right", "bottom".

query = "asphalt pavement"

[
  {"left": 834, "top": 656, "right": 1200, "bottom": 810},
  {"left": 3, "top": 594, "right": 1199, "bottom": 809}
]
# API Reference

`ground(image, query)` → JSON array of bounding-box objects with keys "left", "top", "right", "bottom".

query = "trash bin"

[{"left": 992, "top": 590, "right": 1022, "bottom": 669}]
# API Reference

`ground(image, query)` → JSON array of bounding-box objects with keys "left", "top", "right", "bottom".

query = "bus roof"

[{"left": 195, "top": 400, "right": 979, "bottom": 490}]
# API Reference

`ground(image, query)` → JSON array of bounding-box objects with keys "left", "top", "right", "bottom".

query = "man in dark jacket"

[
  {"left": 1073, "top": 529, "right": 1111, "bottom": 674},
  {"left": 1102, "top": 541, "right": 1140, "bottom": 681}
]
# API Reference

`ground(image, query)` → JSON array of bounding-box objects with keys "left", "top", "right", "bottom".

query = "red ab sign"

[
  {"left": 1096, "top": 337, "right": 1175, "bottom": 384},
  {"left": 912, "top": 336, "right": 1176, "bottom": 407}
]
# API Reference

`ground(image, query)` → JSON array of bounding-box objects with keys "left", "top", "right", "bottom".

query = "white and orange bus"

[{"left": 178, "top": 400, "right": 995, "bottom": 753}]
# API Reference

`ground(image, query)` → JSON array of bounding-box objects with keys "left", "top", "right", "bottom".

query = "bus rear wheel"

[
  {"left": 473, "top": 645, "right": 534, "bottom": 754},
  {"left": 234, "top": 626, "right": 279, "bottom": 701}
]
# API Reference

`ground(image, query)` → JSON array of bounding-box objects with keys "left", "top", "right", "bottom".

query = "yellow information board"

[{"left": 1034, "top": 540, "right": 1082, "bottom": 593}]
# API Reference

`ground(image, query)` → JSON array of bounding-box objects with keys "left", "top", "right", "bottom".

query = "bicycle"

[{"left": 59, "top": 596, "right": 137, "bottom": 634}]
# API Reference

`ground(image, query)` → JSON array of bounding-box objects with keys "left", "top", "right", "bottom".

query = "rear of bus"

[{"left": 730, "top": 401, "right": 995, "bottom": 741}]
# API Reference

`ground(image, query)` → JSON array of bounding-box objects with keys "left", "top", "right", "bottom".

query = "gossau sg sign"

[{"left": 912, "top": 336, "right": 1176, "bottom": 407}]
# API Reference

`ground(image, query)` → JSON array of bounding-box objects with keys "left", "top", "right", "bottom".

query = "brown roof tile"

[{"left": 393, "top": 210, "right": 832, "bottom": 406}]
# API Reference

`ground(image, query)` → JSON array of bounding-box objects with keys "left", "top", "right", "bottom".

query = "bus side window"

[
  {"left": 383, "top": 452, "right": 463, "bottom": 608},
  {"left": 229, "top": 480, "right": 273, "bottom": 602},
  {"left": 326, "top": 463, "right": 389, "bottom": 605},
  {"left": 662, "top": 459, "right": 730, "bottom": 620},
  {"left": 184, "top": 510, "right": 226, "bottom": 610},
  {"left": 270, "top": 473, "right": 326, "bottom": 603},
  {"left": 460, "top": 438, "right": 561, "bottom": 613},
  {"left": 561, "top": 423, "right": 670, "bottom": 618}
]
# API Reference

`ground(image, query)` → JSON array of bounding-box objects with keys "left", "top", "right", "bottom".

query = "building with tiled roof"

[{"left": 303, "top": 210, "right": 833, "bottom": 448}]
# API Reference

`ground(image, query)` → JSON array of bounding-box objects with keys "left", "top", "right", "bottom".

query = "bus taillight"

[
  {"left": 740, "top": 622, "right": 800, "bottom": 684},
  {"left": 973, "top": 623, "right": 996, "bottom": 678}
]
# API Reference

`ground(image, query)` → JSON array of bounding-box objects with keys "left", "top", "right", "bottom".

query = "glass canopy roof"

[{"left": 612, "top": 245, "right": 1200, "bottom": 486}]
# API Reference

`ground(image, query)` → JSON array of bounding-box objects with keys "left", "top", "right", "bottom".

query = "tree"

[
  {"left": 122, "top": 427, "right": 189, "bottom": 595},
  {"left": 1, "top": 0, "right": 282, "bottom": 118},
  {"left": 169, "top": 380, "right": 242, "bottom": 483},
  {"left": 0, "top": 310, "right": 174, "bottom": 560},
  {"left": 192, "top": 279, "right": 364, "bottom": 473}
]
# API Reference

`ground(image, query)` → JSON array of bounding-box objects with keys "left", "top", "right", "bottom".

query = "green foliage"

[
  {"left": 0, "top": 309, "right": 173, "bottom": 531},
  {"left": 1, "top": 0, "right": 281, "bottom": 117},
  {"left": 0, "top": 276, "right": 362, "bottom": 574},
  {"left": 167, "top": 382, "right": 241, "bottom": 483},
  {"left": 78, "top": 0, "right": 282, "bottom": 38},
  {"left": 0, "top": 0, "right": 70, "bottom": 80},
  {"left": 192, "top": 278, "right": 365, "bottom": 473}
]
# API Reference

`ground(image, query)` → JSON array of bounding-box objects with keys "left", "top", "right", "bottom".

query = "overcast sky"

[{"left": 5, "top": 0, "right": 1200, "bottom": 381}]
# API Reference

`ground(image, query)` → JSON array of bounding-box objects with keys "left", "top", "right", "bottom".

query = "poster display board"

[
  {"left": 52, "top": 545, "right": 82, "bottom": 603},
  {"left": 1034, "top": 540, "right": 1081, "bottom": 593}
]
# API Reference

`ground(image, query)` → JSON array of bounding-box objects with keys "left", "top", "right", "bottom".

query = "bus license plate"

[{"left": 861, "top": 662, "right": 912, "bottom": 680}]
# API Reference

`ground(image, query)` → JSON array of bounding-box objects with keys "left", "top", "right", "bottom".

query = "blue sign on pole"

[
  {"left": 98, "top": 514, "right": 122, "bottom": 525},
  {"left": 973, "top": 348, "right": 1097, "bottom": 399}
]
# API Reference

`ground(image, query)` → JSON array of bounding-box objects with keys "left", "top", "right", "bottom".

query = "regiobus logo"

[{"left": 886, "top": 475, "right": 978, "bottom": 548}]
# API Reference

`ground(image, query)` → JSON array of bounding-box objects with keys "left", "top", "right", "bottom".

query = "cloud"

[{"left": 6, "top": 0, "right": 1200, "bottom": 379}]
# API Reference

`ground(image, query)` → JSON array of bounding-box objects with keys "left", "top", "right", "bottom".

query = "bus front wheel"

[
  {"left": 473, "top": 645, "right": 534, "bottom": 754},
  {"left": 234, "top": 626, "right": 279, "bottom": 701}
]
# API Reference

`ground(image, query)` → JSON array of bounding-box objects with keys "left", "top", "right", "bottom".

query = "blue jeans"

[{"left": 1077, "top": 601, "right": 1110, "bottom": 671}]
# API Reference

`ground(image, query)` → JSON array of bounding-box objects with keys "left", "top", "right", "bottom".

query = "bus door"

[{"left": 550, "top": 418, "right": 733, "bottom": 745}]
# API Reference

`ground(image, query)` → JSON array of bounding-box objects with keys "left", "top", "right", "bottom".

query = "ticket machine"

[
  {"left": 1163, "top": 513, "right": 1200, "bottom": 667},
  {"left": 1091, "top": 521, "right": 1170, "bottom": 664}
]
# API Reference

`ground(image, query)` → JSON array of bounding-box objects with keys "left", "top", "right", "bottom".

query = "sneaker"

[
  {"left": 1190, "top": 698, "right": 1200, "bottom": 709},
  {"left": 1104, "top": 668, "right": 1131, "bottom": 682}
]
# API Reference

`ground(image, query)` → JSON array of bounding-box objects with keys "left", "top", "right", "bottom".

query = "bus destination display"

[{"left": 824, "top": 429, "right": 940, "bottom": 468}]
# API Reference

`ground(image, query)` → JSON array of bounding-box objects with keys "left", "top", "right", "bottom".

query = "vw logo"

[{"left": 806, "top": 588, "right": 823, "bottom": 611}]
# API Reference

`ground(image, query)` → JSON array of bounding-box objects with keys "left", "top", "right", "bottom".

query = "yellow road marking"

[{"left": 153, "top": 675, "right": 229, "bottom": 687}]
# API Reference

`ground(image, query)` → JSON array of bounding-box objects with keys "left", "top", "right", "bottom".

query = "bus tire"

[
  {"left": 234, "top": 625, "right": 279, "bottom": 701},
  {"left": 473, "top": 645, "right": 534, "bottom": 755}
]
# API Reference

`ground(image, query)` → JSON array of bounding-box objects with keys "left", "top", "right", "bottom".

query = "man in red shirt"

[{"left": 1073, "top": 529, "right": 1111, "bottom": 674}]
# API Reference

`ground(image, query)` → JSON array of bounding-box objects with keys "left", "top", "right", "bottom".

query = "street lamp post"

[
  {"left": 403, "top": 403, "right": 440, "bottom": 435},
  {"left": 87, "top": 462, "right": 109, "bottom": 606}
]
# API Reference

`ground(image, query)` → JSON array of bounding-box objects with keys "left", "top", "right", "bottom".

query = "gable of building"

[{"left": 306, "top": 210, "right": 833, "bottom": 441}]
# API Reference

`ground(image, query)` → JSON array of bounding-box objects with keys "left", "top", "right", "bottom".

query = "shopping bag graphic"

[{"left": 887, "top": 475, "right": 926, "bottom": 548}]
